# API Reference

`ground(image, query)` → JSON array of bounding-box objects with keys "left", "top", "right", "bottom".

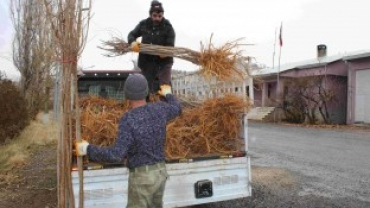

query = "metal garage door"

[{"left": 355, "top": 69, "right": 370, "bottom": 123}]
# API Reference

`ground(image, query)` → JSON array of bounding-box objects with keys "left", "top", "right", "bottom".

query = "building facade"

[{"left": 253, "top": 50, "right": 370, "bottom": 124}]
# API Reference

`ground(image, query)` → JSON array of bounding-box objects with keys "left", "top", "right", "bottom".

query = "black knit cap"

[
  {"left": 124, "top": 74, "right": 148, "bottom": 100},
  {"left": 149, "top": 0, "right": 164, "bottom": 13}
]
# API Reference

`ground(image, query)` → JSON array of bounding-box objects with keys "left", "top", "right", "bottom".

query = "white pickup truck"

[{"left": 72, "top": 70, "right": 252, "bottom": 208}]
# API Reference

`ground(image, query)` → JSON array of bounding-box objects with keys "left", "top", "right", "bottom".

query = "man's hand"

[
  {"left": 75, "top": 140, "right": 89, "bottom": 156},
  {"left": 130, "top": 42, "right": 140, "bottom": 52},
  {"left": 158, "top": 84, "right": 172, "bottom": 96}
]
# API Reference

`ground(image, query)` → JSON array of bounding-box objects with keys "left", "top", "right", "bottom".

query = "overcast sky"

[{"left": 1, "top": 0, "right": 370, "bottom": 80}]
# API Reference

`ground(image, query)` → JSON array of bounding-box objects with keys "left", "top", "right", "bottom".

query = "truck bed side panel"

[{"left": 72, "top": 157, "right": 251, "bottom": 208}]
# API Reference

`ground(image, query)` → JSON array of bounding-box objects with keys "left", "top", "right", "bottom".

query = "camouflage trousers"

[{"left": 127, "top": 162, "right": 168, "bottom": 208}]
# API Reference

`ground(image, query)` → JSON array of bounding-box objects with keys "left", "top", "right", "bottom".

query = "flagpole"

[
  {"left": 278, "top": 22, "right": 283, "bottom": 91},
  {"left": 278, "top": 44, "right": 281, "bottom": 89},
  {"left": 273, "top": 27, "right": 277, "bottom": 68}
]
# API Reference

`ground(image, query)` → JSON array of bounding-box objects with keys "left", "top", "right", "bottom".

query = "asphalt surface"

[{"left": 248, "top": 121, "right": 370, "bottom": 203}]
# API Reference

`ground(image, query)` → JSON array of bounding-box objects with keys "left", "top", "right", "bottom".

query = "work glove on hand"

[
  {"left": 158, "top": 84, "right": 172, "bottom": 96},
  {"left": 130, "top": 41, "right": 140, "bottom": 53},
  {"left": 75, "top": 140, "right": 89, "bottom": 156}
]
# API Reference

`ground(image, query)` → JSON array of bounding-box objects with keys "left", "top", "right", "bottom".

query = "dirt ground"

[
  {"left": 194, "top": 166, "right": 370, "bottom": 208},
  {"left": 1, "top": 121, "right": 370, "bottom": 208},
  {"left": 2, "top": 143, "right": 370, "bottom": 208},
  {"left": 0, "top": 142, "right": 299, "bottom": 208},
  {"left": 0, "top": 144, "right": 57, "bottom": 208}
]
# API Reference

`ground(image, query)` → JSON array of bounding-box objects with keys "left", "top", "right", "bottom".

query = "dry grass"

[{"left": 0, "top": 112, "right": 57, "bottom": 171}]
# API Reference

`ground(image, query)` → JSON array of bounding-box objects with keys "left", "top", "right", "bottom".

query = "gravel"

[{"left": 186, "top": 121, "right": 370, "bottom": 208}]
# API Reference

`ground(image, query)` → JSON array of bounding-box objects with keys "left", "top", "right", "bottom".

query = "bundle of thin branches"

[
  {"left": 165, "top": 94, "right": 250, "bottom": 159},
  {"left": 98, "top": 38, "right": 131, "bottom": 56},
  {"left": 99, "top": 36, "right": 250, "bottom": 81},
  {"left": 75, "top": 94, "right": 160, "bottom": 148},
  {"left": 99, "top": 37, "right": 200, "bottom": 64},
  {"left": 74, "top": 94, "right": 249, "bottom": 160},
  {"left": 198, "top": 37, "right": 247, "bottom": 82},
  {"left": 77, "top": 96, "right": 130, "bottom": 146},
  {"left": 178, "top": 96, "right": 203, "bottom": 108}
]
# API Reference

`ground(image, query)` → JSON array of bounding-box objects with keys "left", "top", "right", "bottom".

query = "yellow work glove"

[
  {"left": 158, "top": 84, "right": 172, "bottom": 96},
  {"left": 131, "top": 41, "right": 140, "bottom": 53},
  {"left": 75, "top": 140, "right": 89, "bottom": 156}
]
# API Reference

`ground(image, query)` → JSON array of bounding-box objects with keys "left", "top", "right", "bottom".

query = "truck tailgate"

[{"left": 72, "top": 157, "right": 251, "bottom": 208}]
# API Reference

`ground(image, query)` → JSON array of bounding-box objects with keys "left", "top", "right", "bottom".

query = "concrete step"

[{"left": 247, "top": 107, "right": 276, "bottom": 121}]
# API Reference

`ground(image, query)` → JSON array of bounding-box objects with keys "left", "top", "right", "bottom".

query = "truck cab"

[{"left": 77, "top": 69, "right": 141, "bottom": 100}]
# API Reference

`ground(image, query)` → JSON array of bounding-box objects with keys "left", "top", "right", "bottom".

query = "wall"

[
  {"left": 171, "top": 72, "right": 251, "bottom": 101},
  {"left": 281, "top": 61, "right": 347, "bottom": 78},
  {"left": 325, "top": 76, "right": 348, "bottom": 124}
]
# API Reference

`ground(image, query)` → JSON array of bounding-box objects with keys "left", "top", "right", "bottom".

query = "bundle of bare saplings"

[
  {"left": 99, "top": 36, "right": 249, "bottom": 82},
  {"left": 74, "top": 94, "right": 250, "bottom": 162}
]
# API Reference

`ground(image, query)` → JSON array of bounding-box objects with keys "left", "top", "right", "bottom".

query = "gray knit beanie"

[{"left": 124, "top": 74, "right": 148, "bottom": 100}]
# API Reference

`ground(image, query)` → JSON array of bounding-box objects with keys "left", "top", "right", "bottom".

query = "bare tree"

[
  {"left": 11, "top": 0, "right": 92, "bottom": 206},
  {"left": 10, "top": 0, "right": 55, "bottom": 117},
  {"left": 11, "top": 0, "right": 32, "bottom": 94},
  {"left": 282, "top": 75, "right": 341, "bottom": 124},
  {"left": 44, "top": 0, "right": 91, "bottom": 207}
]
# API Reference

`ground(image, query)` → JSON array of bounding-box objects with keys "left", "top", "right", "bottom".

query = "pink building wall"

[
  {"left": 281, "top": 61, "right": 347, "bottom": 77},
  {"left": 255, "top": 55, "right": 370, "bottom": 124}
]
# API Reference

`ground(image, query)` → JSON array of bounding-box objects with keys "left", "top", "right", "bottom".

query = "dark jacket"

[{"left": 128, "top": 17, "right": 175, "bottom": 68}]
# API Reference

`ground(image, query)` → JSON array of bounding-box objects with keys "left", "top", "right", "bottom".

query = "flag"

[{"left": 279, "top": 22, "right": 283, "bottom": 47}]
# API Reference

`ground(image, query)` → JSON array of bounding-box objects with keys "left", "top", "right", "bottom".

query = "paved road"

[{"left": 248, "top": 121, "right": 370, "bottom": 203}]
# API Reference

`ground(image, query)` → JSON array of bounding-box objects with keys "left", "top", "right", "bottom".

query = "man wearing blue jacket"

[{"left": 76, "top": 73, "right": 182, "bottom": 208}]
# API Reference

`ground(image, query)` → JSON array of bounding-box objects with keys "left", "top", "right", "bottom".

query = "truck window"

[{"left": 78, "top": 80, "right": 125, "bottom": 100}]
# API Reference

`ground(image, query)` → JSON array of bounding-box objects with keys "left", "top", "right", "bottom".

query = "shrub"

[{"left": 0, "top": 79, "right": 29, "bottom": 143}]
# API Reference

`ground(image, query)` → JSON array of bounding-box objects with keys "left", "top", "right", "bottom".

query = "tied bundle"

[
  {"left": 198, "top": 36, "right": 247, "bottom": 82},
  {"left": 98, "top": 37, "right": 200, "bottom": 64},
  {"left": 77, "top": 96, "right": 130, "bottom": 146},
  {"left": 75, "top": 94, "right": 250, "bottom": 160},
  {"left": 99, "top": 35, "right": 251, "bottom": 81},
  {"left": 166, "top": 94, "right": 250, "bottom": 159}
]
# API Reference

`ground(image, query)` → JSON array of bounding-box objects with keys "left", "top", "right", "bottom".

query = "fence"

[{"left": 172, "top": 71, "right": 252, "bottom": 102}]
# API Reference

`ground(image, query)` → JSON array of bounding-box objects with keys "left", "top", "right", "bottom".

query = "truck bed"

[{"left": 72, "top": 104, "right": 251, "bottom": 207}]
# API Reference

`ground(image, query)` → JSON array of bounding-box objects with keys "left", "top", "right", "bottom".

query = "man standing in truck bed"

[
  {"left": 128, "top": 0, "right": 175, "bottom": 96},
  {"left": 76, "top": 74, "right": 182, "bottom": 208}
]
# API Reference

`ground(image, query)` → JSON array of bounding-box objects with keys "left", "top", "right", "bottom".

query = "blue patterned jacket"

[{"left": 87, "top": 94, "right": 181, "bottom": 169}]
